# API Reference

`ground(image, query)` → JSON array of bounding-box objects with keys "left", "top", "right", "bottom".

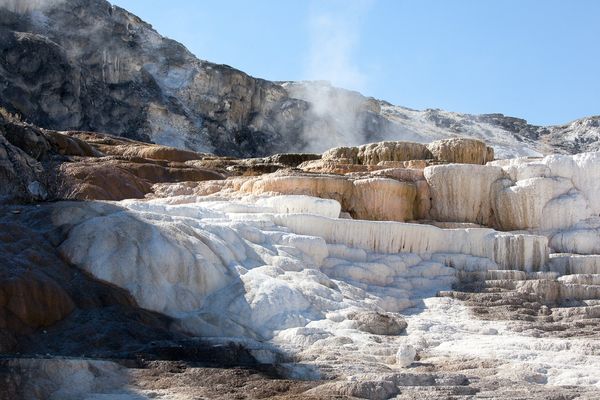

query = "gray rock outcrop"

[{"left": 0, "top": 0, "right": 598, "bottom": 158}]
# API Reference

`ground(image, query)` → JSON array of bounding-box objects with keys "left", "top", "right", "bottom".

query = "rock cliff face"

[
  {"left": 0, "top": 0, "right": 598, "bottom": 159},
  {"left": 0, "top": 0, "right": 310, "bottom": 156}
]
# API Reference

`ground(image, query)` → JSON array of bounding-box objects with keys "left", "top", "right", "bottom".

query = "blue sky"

[{"left": 110, "top": 0, "right": 599, "bottom": 126}]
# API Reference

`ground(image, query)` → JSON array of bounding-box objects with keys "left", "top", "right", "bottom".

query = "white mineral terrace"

[{"left": 52, "top": 178, "right": 600, "bottom": 387}]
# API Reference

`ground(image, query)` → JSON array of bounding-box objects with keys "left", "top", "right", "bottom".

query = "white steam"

[
  {"left": 0, "top": 0, "right": 66, "bottom": 13},
  {"left": 291, "top": 0, "right": 376, "bottom": 152},
  {"left": 305, "top": 1, "right": 370, "bottom": 91}
]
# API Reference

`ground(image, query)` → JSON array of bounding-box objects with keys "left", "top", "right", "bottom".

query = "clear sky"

[{"left": 110, "top": 0, "right": 599, "bottom": 126}]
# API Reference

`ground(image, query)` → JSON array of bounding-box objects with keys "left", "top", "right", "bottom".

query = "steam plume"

[
  {"left": 292, "top": 0, "right": 376, "bottom": 152},
  {"left": 0, "top": 0, "right": 66, "bottom": 13}
]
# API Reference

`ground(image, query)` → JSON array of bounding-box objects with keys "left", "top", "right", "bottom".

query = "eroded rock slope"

[{"left": 0, "top": 1, "right": 598, "bottom": 158}]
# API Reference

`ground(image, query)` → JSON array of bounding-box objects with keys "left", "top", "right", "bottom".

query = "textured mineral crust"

[{"left": 2, "top": 1, "right": 600, "bottom": 399}]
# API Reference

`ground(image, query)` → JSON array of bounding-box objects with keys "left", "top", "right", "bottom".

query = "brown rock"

[
  {"left": 241, "top": 174, "right": 353, "bottom": 207},
  {"left": 370, "top": 167, "right": 425, "bottom": 182},
  {"left": 321, "top": 146, "right": 360, "bottom": 163},
  {"left": 427, "top": 138, "right": 494, "bottom": 165},
  {"left": 259, "top": 153, "right": 321, "bottom": 167},
  {"left": 377, "top": 159, "right": 429, "bottom": 169},
  {"left": 298, "top": 159, "right": 388, "bottom": 175},
  {"left": 1, "top": 122, "right": 51, "bottom": 160},
  {"left": 347, "top": 310, "right": 408, "bottom": 335},
  {"left": 0, "top": 271, "right": 75, "bottom": 334},
  {"left": 150, "top": 178, "right": 246, "bottom": 198},
  {"left": 56, "top": 161, "right": 152, "bottom": 200},
  {"left": 43, "top": 131, "right": 102, "bottom": 157},
  {"left": 350, "top": 178, "right": 417, "bottom": 221},
  {"left": 55, "top": 157, "right": 225, "bottom": 201},
  {"left": 101, "top": 144, "right": 206, "bottom": 162},
  {"left": 225, "top": 163, "right": 284, "bottom": 176},
  {"left": 323, "top": 141, "right": 432, "bottom": 165},
  {"left": 241, "top": 173, "right": 418, "bottom": 221}
]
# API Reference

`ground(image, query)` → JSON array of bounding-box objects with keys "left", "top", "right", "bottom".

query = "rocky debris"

[
  {"left": 347, "top": 310, "right": 408, "bottom": 335},
  {"left": 539, "top": 115, "right": 600, "bottom": 155},
  {"left": 426, "top": 137, "right": 494, "bottom": 164},
  {"left": 0, "top": 112, "right": 49, "bottom": 202},
  {"left": 298, "top": 159, "right": 391, "bottom": 175},
  {"left": 256, "top": 153, "right": 322, "bottom": 167},
  {"left": 323, "top": 141, "right": 433, "bottom": 165},
  {"left": 0, "top": 358, "right": 127, "bottom": 400},
  {"left": 5, "top": 353, "right": 595, "bottom": 399},
  {"left": 0, "top": 354, "right": 323, "bottom": 400},
  {"left": 321, "top": 138, "right": 493, "bottom": 167},
  {"left": 0, "top": 132, "right": 45, "bottom": 202},
  {"left": 307, "top": 379, "right": 400, "bottom": 400},
  {"left": 396, "top": 344, "right": 417, "bottom": 367}
]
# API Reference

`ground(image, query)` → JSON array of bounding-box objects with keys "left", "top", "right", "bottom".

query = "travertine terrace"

[
  {"left": 2, "top": 121, "right": 600, "bottom": 398},
  {"left": 1, "top": 1, "right": 599, "bottom": 399}
]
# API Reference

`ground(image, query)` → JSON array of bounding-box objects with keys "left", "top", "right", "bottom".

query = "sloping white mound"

[{"left": 51, "top": 193, "right": 600, "bottom": 384}]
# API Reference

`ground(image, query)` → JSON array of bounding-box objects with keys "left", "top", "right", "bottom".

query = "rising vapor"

[
  {"left": 293, "top": 0, "right": 378, "bottom": 152},
  {"left": 0, "top": 0, "right": 66, "bottom": 13}
]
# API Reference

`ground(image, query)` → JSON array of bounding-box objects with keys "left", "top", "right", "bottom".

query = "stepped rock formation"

[
  {"left": 2, "top": 117, "right": 600, "bottom": 398},
  {"left": 1, "top": 1, "right": 600, "bottom": 399},
  {"left": 0, "top": 110, "right": 225, "bottom": 202}
]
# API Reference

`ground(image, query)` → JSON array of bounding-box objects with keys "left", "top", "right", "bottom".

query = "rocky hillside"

[
  {"left": 0, "top": 0, "right": 311, "bottom": 156},
  {"left": 2, "top": 2, "right": 600, "bottom": 398},
  {"left": 0, "top": 0, "right": 598, "bottom": 159}
]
